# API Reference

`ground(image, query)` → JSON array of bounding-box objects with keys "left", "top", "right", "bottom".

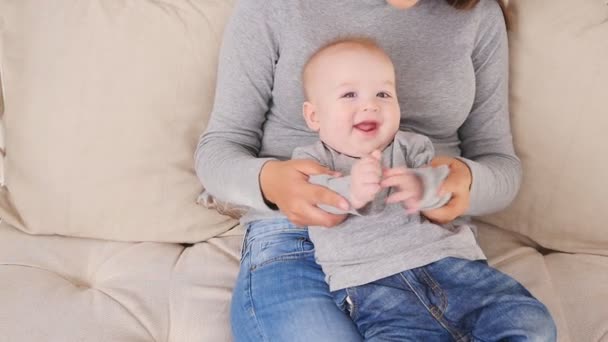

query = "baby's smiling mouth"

[{"left": 354, "top": 121, "right": 379, "bottom": 132}]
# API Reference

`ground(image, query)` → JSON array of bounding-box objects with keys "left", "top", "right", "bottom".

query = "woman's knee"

[
  {"left": 230, "top": 244, "right": 358, "bottom": 341},
  {"left": 231, "top": 267, "right": 362, "bottom": 341},
  {"left": 492, "top": 300, "right": 557, "bottom": 342}
]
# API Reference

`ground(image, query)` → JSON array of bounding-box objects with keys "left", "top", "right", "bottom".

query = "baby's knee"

[{"left": 518, "top": 302, "right": 557, "bottom": 341}]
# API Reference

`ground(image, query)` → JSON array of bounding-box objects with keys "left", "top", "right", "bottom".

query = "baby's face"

[{"left": 304, "top": 46, "right": 400, "bottom": 157}]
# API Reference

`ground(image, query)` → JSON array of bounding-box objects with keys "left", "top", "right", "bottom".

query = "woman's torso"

[{"left": 259, "top": 0, "right": 484, "bottom": 160}]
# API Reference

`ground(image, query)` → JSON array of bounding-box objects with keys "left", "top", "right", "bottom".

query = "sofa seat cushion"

[
  {"left": 169, "top": 225, "right": 243, "bottom": 342},
  {"left": 0, "top": 221, "right": 242, "bottom": 341},
  {"left": 546, "top": 253, "right": 608, "bottom": 342}
]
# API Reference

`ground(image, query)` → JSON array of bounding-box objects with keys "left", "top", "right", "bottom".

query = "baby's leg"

[
  {"left": 420, "top": 257, "right": 557, "bottom": 342},
  {"left": 332, "top": 276, "right": 454, "bottom": 341}
]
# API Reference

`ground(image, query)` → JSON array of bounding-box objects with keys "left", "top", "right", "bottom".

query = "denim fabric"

[
  {"left": 332, "top": 257, "right": 557, "bottom": 342},
  {"left": 230, "top": 219, "right": 363, "bottom": 342}
]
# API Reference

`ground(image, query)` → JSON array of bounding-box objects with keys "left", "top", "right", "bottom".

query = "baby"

[{"left": 291, "top": 37, "right": 556, "bottom": 341}]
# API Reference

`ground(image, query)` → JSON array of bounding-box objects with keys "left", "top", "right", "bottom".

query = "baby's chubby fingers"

[
  {"left": 360, "top": 150, "right": 382, "bottom": 169},
  {"left": 385, "top": 190, "right": 418, "bottom": 204},
  {"left": 361, "top": 183, "right": 381, "bottom": 195},
  {"left": 382, "top": 166, "right": 408, "bottom": 179},
  {"left": 380, "top": 171, "right": 409, "bottom": 188},
  {"left": 359, "top": 172, "right": 382, "bottom": 185},
  {"left": 403, "top": 198, "right": 421, "bottom": 214},
  {"left": 370, "top": 149, "right": 382, "bottom": 161},
  {"left": 359, "top": 167, "right": 382, "bottom": 183}
]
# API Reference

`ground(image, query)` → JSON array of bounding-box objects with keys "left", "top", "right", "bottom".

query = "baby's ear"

[{"left": 302, "top": 101, "right": 320, "bottom": 131}]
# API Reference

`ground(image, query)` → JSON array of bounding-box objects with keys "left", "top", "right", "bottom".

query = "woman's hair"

[
  {"left": 445, "top": 0, "right": 480, "bottom": 10},
  {"left": 446, "top": 0, "right": 506, "bottom": 10}
]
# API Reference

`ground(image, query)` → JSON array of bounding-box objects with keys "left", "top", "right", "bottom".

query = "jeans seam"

[
  {"left": 254, "top": 231, "right": 307, "bottom": 247},
  {"left": 240, "top": 226, "right": 251, "bottom": 260},
  {"left": 420, "top": 268, "right": 466, "bottom": 341},
  {"left": 250, "top": 249, "right": 315, "bottom": 271},
  {"left": 243, "top": 253, "right": 268, "bottom": 342},
  {"left": 399, "top": 272, "right": 466, "bottom": 342},
  {"left": 246, "top": 227, "right": 306, "bottom": 241},
  {"left": 420, "top": 268, "right": 448, "bottom": 313}
]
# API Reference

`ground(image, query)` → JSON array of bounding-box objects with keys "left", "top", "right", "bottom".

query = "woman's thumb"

[{"left": 295, "top": 160, "right": 339, "bottom": 176}]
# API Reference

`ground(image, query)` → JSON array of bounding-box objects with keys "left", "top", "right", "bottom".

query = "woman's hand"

[
  {"left": 260, "top": 160, "right": 349, "bottom": 227},
  {"left": 422, "top": 156, "right": 472, "bottom": 224}
]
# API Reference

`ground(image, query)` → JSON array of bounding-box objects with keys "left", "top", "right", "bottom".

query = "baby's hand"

[
  {"left": 350, "top": 150, "right": 382, "bottom": 209},
  {"left": 381, "top": 167, "right": 423, "bottom": 214}
]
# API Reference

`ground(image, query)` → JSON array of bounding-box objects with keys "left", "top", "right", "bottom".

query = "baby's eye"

[
  {"left": 377, "top": 92, "right": 391, "bottom": 98},
  {"left": 341, "top": 92, "right": 356, "bottom": 98}
]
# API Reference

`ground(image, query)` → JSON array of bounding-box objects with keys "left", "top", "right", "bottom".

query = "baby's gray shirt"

[{"left": 292, "top": 131, "right": 486, "bottom": 291}]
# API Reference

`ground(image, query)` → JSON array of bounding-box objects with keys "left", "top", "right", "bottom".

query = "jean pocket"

[{"left": 249, "top": 230, "right": 315, "bottom": 271}]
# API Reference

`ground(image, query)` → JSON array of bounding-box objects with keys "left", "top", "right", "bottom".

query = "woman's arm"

[
  {"left": 457, "top": 0, "right": 522, "bottom": 216},
  {"left": 196, "top": 0, "right": 348, "bottom": 226},
  {"left": 195, "top": 0, "right": 281, "bottom": 211},
  {"left": 424, "top": 1, "right": 521, "bottom": 222}
]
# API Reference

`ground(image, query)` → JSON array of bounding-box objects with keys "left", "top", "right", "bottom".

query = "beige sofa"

[{"left": 0, "top": 0, "right": 606, "bottom": 341}]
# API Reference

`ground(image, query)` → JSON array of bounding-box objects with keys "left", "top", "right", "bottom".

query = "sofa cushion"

[
  {"left": 169, "top": 225, "right": 243, "bottom": 341},
  {"left": 481, "top": 0, "right": 608, "bottom": 254},
  {"left": 0, "top": 0, "right": 237, "bottom": 242},
  {"left": 1, "top": 70, "right": 4, "bottom": 185},
  {"left": 0, "top": 221, "right": 178, "bottom": 341},
  {"left": 0, "top": 221, "right": 242, "bottom": 341},
  {"left": 545, "top": 253, "right": 608, "bottom": 342}
]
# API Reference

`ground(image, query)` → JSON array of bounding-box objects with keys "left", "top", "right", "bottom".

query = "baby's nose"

[{"left": 363, "top": 101, "right": 379, "bottom": 112}]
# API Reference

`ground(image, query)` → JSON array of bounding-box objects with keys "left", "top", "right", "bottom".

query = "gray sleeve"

[
  {"left": 291, "top": 145, "right": 322, "bottom": 163},
  {"left": 410, "top": 166, "right": 451, "bottom": 210},
  {"left": 396, "top": 133, "right": 451, "bottom": 211},
  {"left": 293, "top": 145, "right": 362, "bottom": 216},
  {"left": 399, "top": 132, "right": 435, "bottom": 169},
  {"left": 458, "top": 3, "right": 522, "bottom": 216},
  {"left": 308, "top": 175, "right": 366, "bottom": 216},
  {"left": 194, "top": 0, "right": 281, "bottom": 211}
]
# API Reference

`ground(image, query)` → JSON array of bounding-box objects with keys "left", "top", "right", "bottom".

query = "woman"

[{"left": 196, "top": 0, "right": 520, "bottom": 340}]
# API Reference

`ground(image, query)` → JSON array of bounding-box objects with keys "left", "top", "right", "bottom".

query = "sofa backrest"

[
  {"left": 482, "top": 0, "right": 608, "bottom": 255},
  {"left": 1, "top": 0, "right": 606, "bottom": 251},
  {"left": 0, "top": 69, "right": 4, "bottom": 186}
]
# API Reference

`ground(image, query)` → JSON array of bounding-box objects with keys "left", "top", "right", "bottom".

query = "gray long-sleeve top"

[{"left": 195, "top": 0, "right": 521, "bottom": 226}]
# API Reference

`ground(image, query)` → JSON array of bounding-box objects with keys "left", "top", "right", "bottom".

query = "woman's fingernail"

[{"left": 340, "top": 202, "right": 349, "bottom": 210}]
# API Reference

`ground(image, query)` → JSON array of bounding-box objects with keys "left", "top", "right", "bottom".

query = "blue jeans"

[
  {"left": 230, "top": 219, "right": 363, "bottom": 342},
  {"left": 230, "top": 218, "right": 556, "bottom": 341},
  {"left": 332, "top": 257, "right": 557, "bottom": 341}
]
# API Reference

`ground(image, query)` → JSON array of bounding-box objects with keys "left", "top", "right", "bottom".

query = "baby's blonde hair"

[{"left": 302, "top": 37, "right": 391, "bottom": 100}]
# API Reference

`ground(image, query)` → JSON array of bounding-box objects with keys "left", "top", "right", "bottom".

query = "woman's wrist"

[
  {"left": 259, "top": 160, "right": 281, "bottom": 210},
  {"left": 453, "top": 157, "right": 473, "bottom": 191}
]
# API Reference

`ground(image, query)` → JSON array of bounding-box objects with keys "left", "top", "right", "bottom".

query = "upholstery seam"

[
  {"left": 0, "top": 262, "right": 156, "bottom": 341},
  {"left": 166, "top": 245, "right": 187, "bottom": 342}
]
